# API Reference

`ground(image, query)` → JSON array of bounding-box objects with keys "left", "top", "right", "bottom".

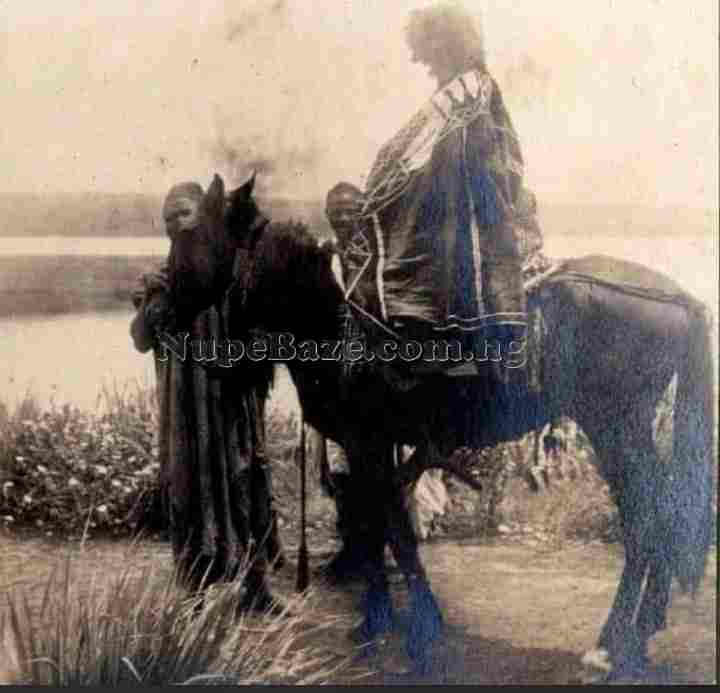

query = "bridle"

[{"left": 220, "top": 213, "right": 268, "bottom": 338}]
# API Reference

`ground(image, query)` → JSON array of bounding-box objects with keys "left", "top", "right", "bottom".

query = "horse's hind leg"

[
  {"left": 635, "top": 555, "right": 672, "bottom": 644},
  {"left": 597, "top": 539, "right": 673, "bottom": 680},
  {"left": 596, "top": 539, "right": 650, "bottom": 671},
  {"left": 581, "top": 418, "right": 661, "bottom": 677},
  {"left": 634, "top": 393, "right": 677, "bottom": 646}
]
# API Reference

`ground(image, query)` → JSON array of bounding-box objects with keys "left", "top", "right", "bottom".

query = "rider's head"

[
  {"left": 405, "top": 2, "right": 486, "bottom": 88},
  {"left": 326, "top": 182, "right": 364, "bottom": 248}
]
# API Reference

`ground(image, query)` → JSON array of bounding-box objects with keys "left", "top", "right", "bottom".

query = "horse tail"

[{"left": 670, "top": 299, "right": 716, "bottom": 594}]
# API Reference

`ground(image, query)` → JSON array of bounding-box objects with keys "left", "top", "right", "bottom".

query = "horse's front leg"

[
  {"left": 345, "top": 440, "right": 394, "bottom": 648},
  {"left": 388, "top": 443, "right": 444, "bottom": 665}
]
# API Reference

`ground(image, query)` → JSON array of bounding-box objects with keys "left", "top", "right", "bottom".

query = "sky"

[{"left": 1, "top": 0, "right": 717, "bottom": 210}]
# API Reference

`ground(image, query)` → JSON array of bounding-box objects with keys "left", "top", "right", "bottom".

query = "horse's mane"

[
  {"left": 244, "top": 217, "right": 344, "bottom": 349},
  {"left": 253, "top": 219, "right": 335, "bottom": 294},
  {"left": 257, "top": 220, "right": 318, "bottom": 265}
]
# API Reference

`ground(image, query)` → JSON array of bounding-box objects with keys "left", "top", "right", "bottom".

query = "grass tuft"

[{"left": 2, "top": 547, "right": 349, "bottom": 686}]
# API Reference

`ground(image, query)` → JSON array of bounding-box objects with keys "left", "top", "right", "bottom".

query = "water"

[
  {"left": 1, "top": 310, "right": 155, "bottom": 410},
  {"left": 0, "top": 309, "right": 299, "bottom": 414},
  {"left": 0, "top": 232, "right": 716, "bottom": 413},
  {"left": 0, "top": 236, "right": 169, "bottom": 257}
]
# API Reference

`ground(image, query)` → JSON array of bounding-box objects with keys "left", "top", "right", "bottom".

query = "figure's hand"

[
  {"left": 145, "top": 292, "right": 173, "bottom": 332},
  {"left": 131, "top": 265, "right": 173, "bottom": 352},
  {"left": 142, "top": 268, "right": 170, "bottom": 295},
  {"left": 137, "top": 266, "right": 172, "bottom": 332}
]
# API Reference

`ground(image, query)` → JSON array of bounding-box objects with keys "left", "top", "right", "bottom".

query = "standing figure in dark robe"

[{"left": 130, "top": 182, "right": 284, "bottom": 612}]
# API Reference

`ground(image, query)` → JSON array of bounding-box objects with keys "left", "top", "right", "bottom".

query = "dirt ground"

[
  {"left": 1, "top": 525, "right": 715, "bottom": 686},
  {"left": 279, "top": 538, "right": 717, "bottom": 685}
]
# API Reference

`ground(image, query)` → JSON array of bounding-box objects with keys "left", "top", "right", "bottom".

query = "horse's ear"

[
  {"left": 226, "top": 173, "right": 268, "bottom": 249},
  {"left": 205, "top": 174, "right": 226, "bottom": 218},
  {"left": 236, "top": 171, "right": 256, "bottom": 201}
]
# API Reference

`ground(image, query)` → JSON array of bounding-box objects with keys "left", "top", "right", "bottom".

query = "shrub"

[
  {"left": 0, "top": 385, "right": 316, "bottom": 539},
  {"left": 487, "top": 429, "right": 621, "bottom": 546},
  {"left": 0, "top": 387, "right": 163, "bottom": 537}
]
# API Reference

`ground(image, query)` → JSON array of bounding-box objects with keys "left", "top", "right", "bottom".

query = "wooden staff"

[{"left": 296, "top": 417, "right": 310, "bottom": 592}]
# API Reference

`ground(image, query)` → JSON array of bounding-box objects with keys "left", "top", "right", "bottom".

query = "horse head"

[{"left": 166, "top": 172, "right": 268, "bottom": 329}]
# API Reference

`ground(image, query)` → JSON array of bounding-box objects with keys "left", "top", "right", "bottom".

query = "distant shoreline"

[
  {"left": 0, "top": 193, "right": 715, "bottom": 238},
  {"left": 1, "top": 227, "right": 716, "bottom": 240},
  {"left": 0, "top": 223, "right": 715, "bottom": 321}
]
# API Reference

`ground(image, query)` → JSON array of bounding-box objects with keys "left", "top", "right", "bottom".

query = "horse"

[{"left": 165, "top": 173, "right": 715, "bottom": 680}]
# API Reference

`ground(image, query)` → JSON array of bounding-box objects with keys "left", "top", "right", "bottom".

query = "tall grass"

[{"left": 1, "top": 547, "right": 350, "bottom": 686}]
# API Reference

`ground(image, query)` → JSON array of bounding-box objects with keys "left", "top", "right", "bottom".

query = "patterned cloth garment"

[{"left": 345, "top": 69, "right": 529, "bottom": 341}]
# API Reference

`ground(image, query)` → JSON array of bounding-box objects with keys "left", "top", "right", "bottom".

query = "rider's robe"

[{"left": 347, "top": 69, "right": 528, "bottom": 339}]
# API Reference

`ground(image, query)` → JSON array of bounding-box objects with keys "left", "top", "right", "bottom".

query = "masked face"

[{"left": 163, "top": 195, "right": 202, "bottom": 237}]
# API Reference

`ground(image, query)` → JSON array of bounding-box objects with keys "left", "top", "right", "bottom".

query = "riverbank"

[{"left": 0, "top": 255, "right": 163, "bottom": 318}]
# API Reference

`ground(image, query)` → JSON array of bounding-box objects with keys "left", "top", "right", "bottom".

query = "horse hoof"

[
  {"left": 410, "top": 654, "right": 435, "bottom": 678},
  {"left": 579, "top": 649, "right": 613, "bottom": 684},
  {"left": 604, "top": 656, "right": 651, "bottom": 684},
  {"left": 347, "top": 623, "right": 388, "bottom": 647},
  {"left": 348, "top": 615, "right": 393, "bottom": 648},
  {"left": 406, "top": 580, "right": 443, "bottom": 662},
  {"left": 350, "top": 637, "right": 381, "bottom": 662},
  {"left": 581, "top": 647, "right": 653, "bottom": 685},
  {"left": 358, "top": 584, "right": 394, "bottom": 641}
]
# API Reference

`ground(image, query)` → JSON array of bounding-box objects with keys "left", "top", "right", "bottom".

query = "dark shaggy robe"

[{"left": 131, "top": 275, "right": 276, "bottom": 592}]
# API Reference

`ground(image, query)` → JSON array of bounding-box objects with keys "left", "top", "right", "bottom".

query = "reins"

[{"left": 222, "top": 248, "right": 255, "bottom": 324}]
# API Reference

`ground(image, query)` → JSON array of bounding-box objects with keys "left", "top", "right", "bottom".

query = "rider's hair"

[{"left": 405, "top": 2, "right": 486, "bottom": 73}]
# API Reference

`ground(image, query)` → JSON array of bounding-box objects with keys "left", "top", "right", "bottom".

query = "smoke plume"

[
  {"left": 208, "top": 0, "right": 328, "bottom": 198},
  {"left": 225, "top": 0, "right": 289, "bottom": 43},
  {"left": 209, "top": 125, "right": 323, "bottom": 198}
]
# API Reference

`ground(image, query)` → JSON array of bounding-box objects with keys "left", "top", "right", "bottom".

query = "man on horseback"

[{"left": 331, "top": 2, "right": 539, "bottom": 384}]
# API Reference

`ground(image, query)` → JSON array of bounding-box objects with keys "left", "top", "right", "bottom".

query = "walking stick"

[{"left": 296, "top": 416, "right": 310, "bottom": 592}]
